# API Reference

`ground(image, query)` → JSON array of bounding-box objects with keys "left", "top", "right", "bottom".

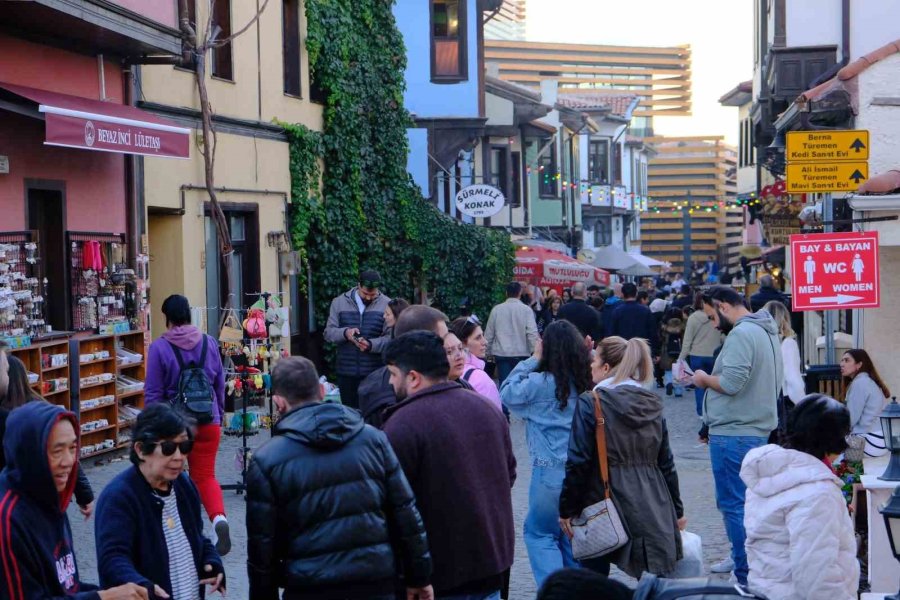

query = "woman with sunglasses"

[
  {"left": 450, "top": 316, "right": 501, "bottom": 411},
  {"left": 95, "top": 404, "right": 226, "bottom": 600}
]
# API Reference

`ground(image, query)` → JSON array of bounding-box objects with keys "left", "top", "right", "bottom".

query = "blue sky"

[{"left": 527, "top": 0, "right": 754, "bottom": 145}]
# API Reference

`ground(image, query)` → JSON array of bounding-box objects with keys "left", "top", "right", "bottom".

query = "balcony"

[
  {"left": 581, "top": 184, "right": 630, "bottom": 213},
  {"left": 3, "top": 0, "right": 183, "bottom": 57}
]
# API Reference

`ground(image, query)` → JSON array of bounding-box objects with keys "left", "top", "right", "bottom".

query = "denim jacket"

[{"left": 500, "top": 357, "right": 577, "bottom": 467}]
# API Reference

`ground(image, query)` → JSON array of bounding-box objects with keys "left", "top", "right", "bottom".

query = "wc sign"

[{"left": 789, "top": 231, "right": 880, "bottom": 311}]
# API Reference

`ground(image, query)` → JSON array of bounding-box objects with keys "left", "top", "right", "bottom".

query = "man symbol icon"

[
  {"left": 852, "top": 253, "right": 864, "bottom": 282},
  {"left": 804, "top": 256, "right": 816, "bottom": 285}
]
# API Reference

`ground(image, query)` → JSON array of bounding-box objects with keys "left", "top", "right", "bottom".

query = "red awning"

[
  {"left": 0, "top": 82, "right": 190, "bottom": 159},
  {"left": 515, "top": 246, "right": 611, "bottom": 288}
]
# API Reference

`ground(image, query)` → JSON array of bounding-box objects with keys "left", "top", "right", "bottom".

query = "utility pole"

[
  {"left": 823, "top": 192, "right": 835, "bottom": 363},
  {"left": 682, "top": 190, "right": 693, "bottom": 276}
]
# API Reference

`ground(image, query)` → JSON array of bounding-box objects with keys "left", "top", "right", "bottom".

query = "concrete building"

[
  {"left": 138, "top": 0, "right": 322, "bottom": 341},
  {"left": 485, "top": 0, "right": 527, "bottom": 41},
  {"left": 640, "top": 136, "right": 741, "bottom": 273},
  {"left": 484, "top": 40, "right": 692, "bottom": 133}
]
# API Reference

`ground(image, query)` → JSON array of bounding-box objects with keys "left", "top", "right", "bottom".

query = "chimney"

[{"left": 540, "top": 79, "right": 558, "bottom": 106}]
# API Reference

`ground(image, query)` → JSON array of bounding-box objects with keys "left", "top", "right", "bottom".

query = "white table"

[{"left": 862, "top": 454, "right": 900, "bottom": 594}]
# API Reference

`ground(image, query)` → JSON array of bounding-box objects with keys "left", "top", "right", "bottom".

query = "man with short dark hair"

[
  {"left": 484, "top": 282, "right": 539, "bottom": 384},
  {"left": 610, "top": 282, "right": 659, "bottom": 351},
  {"left": 749, "top": 274, "right": 787, "bottom": 313},
  {"left": 637, "top": 290, "right": 650, "bottom": 306},
  {"left": 556, "top": 282, "right": 603, "bottom": 340},
  {"left": 324, "top": 270, "right": 393, "bottom": 409},
  {"left": 247, "top": 356, "right": 433, "bottom": 600},
  {"left": 383, "top": 332, "right": 515, "bottom": 599},
  {"left": 586, "top": 284, "right": 602, "bottom": 301},
  {"left": 358, "top": 305, "right": 449, "bottom": 427},
  {"left": 691, "top": 286, "right": 782, "bottom": 585}
]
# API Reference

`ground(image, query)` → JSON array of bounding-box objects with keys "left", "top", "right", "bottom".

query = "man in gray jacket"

[
  {"left": 691, "top": 286, "right": 782, "bottom": 586},
  {"left": 484, "top": 282, "right": 539, "bottom": 385},
  {"left": 324, "top": 270, "right": 392, "bottom": 409}
]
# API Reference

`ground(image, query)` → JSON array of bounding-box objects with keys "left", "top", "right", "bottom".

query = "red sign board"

[
  {"left": 45, "top": 112, "right": 190, "bottom": 159},
  {"left": 790, "top": 231, "right": 880, "bottom": 311}
]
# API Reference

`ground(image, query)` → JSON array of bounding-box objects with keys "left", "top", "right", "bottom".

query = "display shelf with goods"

[
  {"left": 10, "top": 337, "right": 72, "bottom": 410},
  {"left": 0, "top": 230, "right": 47, "bottom": 343},
  {"left": 66, "top": 231, "right": 133, "bottom": 334},
  {"left": 115, "top": 330, "right": 145, "bottom": 447},
  {"left": 73, "top": 335, "right": 118, "bottom": 456}
]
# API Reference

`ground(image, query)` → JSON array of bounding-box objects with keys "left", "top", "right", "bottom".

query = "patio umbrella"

[
  {"left": 515, "top": 246, "right": 610, "bottom": 288},
  {"left": 590, "top": 245, "right": 641, "bottom": 271},
  {"left": 628, "top": 251, "right": 669, "bottom": 269},
  {"left": 617, "top": 262, "right": 658, "bottom": 277}
]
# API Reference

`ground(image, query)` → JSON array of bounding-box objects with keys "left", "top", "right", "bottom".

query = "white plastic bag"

[
  {"left": 672, "top": 360, "right": 692, "bottom": 384},
  {"left": 670, "top": 530, "right": 704, "bottom": 578}
]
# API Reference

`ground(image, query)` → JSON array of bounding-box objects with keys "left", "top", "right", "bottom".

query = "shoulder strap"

[
  {"left": 462, "top": 367, "right": 475, "bottom": 382},
  {"left": 591, "top": 390, "right": 612, "bottom": 500},
  {"left": 166, "top": 339, "right": 186, "bottom": 370},
  {"left": 198, "top": 335, "right": 208, "bottom": 366}
]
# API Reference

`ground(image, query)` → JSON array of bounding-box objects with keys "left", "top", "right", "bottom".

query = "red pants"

[{"left": 188, "top": 424, "right": 225, "bottom": 521}]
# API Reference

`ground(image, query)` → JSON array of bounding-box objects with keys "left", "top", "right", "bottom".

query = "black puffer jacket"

[{"left": 246, "top": 402, "right": 431, "bottom": 600}]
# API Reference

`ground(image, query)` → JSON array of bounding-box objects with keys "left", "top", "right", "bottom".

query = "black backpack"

[{"left": 167, "top": 336, "right": 215, "bottom": 425}]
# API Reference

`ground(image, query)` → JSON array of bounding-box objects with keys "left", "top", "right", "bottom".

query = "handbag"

[
  {"left": 219, "top": 310, "right": 244, "bottom": 343},
  {"left": 570, "top": 390, "right": 630, "bottom": 561}
]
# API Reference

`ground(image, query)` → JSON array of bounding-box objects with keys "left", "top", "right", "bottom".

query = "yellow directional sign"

[
  {"left": 786, "top": 161, "right": 869, "bottom": 193},
  {"left": 786, "top": 129, "right": 869, "bottom": 162}
]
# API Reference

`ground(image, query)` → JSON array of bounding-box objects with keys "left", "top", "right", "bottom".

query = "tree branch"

[{"left": 213, "top": 0, "right": 272, "bottom": 46}]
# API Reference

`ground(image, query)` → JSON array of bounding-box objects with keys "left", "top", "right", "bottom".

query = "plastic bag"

[
  {"left": 669, "top": 530, "right": 704, "bottom": 579},
  {"left": 672, "top": 359, "right": 693, "bottom": 384}
]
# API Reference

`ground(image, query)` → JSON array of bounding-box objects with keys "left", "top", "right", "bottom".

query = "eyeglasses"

[
  {"left": 143, "top": 439, "right": 194, "bottom": 457},
  {"left": 467, "top": 314, "right": 481, "bottom": 326}
]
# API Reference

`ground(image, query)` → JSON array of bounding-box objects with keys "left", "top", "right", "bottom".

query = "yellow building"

[
  {"left": 640, "top": 136, "right": 741, "bottom": 273},
  {"left": 137, "top": 0, "right": 322, "bottom": 340}
]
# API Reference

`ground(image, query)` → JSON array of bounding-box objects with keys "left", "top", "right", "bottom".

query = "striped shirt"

[{"left": 157, "top": 488, "right": 200, "bottom": 600}]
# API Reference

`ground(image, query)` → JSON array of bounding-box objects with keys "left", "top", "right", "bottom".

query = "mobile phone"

[
  {"left": 352, "top": 332, "right": 364, "bottom": 342},
  {"left": 681, "top": 364, "right": 694, "bottom": 376}
]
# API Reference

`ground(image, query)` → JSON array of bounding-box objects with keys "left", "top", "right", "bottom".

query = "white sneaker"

[
  {"left": 212, "top": 515, "right": 231, "bottom": 556},
  {"left": 711, "top": 557, "right": 735, "bottom": 573}
]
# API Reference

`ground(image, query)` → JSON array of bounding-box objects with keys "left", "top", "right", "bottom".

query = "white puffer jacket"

[{"left": 741, "top": 445, "right": 858, "bottom": 600}]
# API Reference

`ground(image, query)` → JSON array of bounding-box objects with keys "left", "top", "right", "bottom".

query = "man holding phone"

[{"left": 325, "top": 270, "right": 393, "bottom": 409}]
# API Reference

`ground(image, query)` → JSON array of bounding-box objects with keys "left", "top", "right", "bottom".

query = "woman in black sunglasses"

[{"left": 95, "top": 404, "right": 226, "bottom": 599}]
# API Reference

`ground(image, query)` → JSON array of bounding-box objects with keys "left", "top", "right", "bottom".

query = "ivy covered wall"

[{"left": 285, "top": 0, "right": 514, "bottom": 354}]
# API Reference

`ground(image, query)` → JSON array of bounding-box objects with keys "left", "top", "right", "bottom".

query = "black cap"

[{"left": 359, "top": 269, "right": 382, "bottom": 289}]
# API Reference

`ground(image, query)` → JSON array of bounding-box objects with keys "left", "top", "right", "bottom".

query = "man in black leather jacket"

[{"left": 246, "top": 356, "right": 433, "bottom": 600}]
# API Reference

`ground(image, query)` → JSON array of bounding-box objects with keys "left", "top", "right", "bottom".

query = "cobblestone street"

[{"left": 69, "top": 388, "right": 729, "bottom": 599}]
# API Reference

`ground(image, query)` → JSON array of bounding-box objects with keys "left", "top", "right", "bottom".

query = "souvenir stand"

[
  {"left": 3, "top": 229, "right": 150, "bottom": 459},
  {"left": 219, "top": 292, "right": 288, "bottom": 494}
]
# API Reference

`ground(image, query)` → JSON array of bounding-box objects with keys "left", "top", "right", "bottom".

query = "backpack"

[{"left": 167, "top": 336, "right": 215, "bottom": 425}]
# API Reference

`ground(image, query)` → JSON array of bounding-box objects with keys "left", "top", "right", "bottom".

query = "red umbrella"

[{"left": 514, "top": 246, "right": 611, "bottom": 289}]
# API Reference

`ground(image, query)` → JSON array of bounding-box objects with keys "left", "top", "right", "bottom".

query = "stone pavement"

[{"left": 68, "top": 388, "right": 729, "bottom": 599}]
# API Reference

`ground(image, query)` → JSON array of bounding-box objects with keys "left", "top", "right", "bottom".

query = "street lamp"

[
  {"left": 879, "top": 486, "right": 900, "bottom": 600},
  {"left": 879, "top": 397, "right": 900, "bottom": 481}
]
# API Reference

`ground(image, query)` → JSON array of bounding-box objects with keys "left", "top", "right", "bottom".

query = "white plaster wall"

[
  {"left": 861, "top": 246, "right": 900, "bottom": 397},
  {"left": 485, "top": 93, "right": 514, "bottom": 126},
  {"left": 855, "top": 54, "right": 900, "bottom": 176},
  {"left": 850, "top": 0, "right": 900, "bottom": 58},
  {"left": 786, "top": 0, "right": 841, "bottom": 50}
]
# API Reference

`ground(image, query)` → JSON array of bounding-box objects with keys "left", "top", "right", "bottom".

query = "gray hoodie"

[{"left": 703, "top": 311, "right": 782, "bottom": 437}]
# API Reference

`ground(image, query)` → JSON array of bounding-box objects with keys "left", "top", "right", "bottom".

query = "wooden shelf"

[
  {"left": 118, "top": 389, "right": 144, "bottom": 401},
  {"left": 79, "top": 403, "right": 116, "bottom": 414},
  {"left": 82, "top": 446, "right": 119, "bottom": 459},
  {"left": 45, "top": 388, "right": 70, "bottom": 397},
  {"left": 117, "top": 361, "right": 144, "bottom": 370},
  {"left": 79, "top": 380, "right": 116, "bottom": 392},
  {"left": 80, "top": 423, "right": 116, "bottom": 435},
  {"left": 78, "top": 357, "right": 115, "bottom": 366},
  {"left": 42, "top": 364, "right": 69, "bottom": 373},
  {"left": 118, "top": 421, "right": 135, "bottom": 430}
]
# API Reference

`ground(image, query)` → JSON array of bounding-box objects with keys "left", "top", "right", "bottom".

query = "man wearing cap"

[{"left": 325, "top": 270, "right": 393, "bottom": 409}]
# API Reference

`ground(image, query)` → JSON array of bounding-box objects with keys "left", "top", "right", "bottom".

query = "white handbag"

[{"left": 570, "top": 391, "right": 630, "bottom": 561}]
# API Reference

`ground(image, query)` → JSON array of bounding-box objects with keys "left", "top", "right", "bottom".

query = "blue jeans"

[
  {"left": 438, "top": 593, "right": 500, "bottom": 600},
  {"left": 495, "top": 356, "right": 528, "bottom": 386},
  {"left": 663, "top": 370, "right": 683, "bottom": 397},
  {"left": 689, "top": 355, "right": 715, "bottom": 416},
  {"left": 524, "top": 466, "right": 578, "bottom": 586},
  {"left": 709, "top": 434, "right": 767, "bottom": 585}
]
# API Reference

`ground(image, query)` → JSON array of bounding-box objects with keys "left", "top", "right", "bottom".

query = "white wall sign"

[{"left": 455, "top": 184, "right": 505, "bottom": 218}]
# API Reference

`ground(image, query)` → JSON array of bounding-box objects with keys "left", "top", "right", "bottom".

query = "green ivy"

[{"left": 285, "top": 0, "right": 514, "bottom": 368}]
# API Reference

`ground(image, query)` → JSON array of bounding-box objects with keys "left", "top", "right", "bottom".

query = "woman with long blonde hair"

[
  {"left": 559, "top": 336, "right": 685, "bottom": 578},
  {"left": 763, "top": 301, "right": 805, "bottom": 404}
]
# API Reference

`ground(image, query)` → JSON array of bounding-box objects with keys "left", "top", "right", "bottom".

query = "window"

[
  {"left": 431, "top": 0, "right": 467, "bottom": 81},
  {"left": 283, "top": 0, "right": 301, "bottom": 96},
  {"left": 204, "top": 206, "right": 260, "bottom": 337},
  {"left": 588, "top": 140, "right": 609, "bottom": 184},
  {"left": 490, "top": 147, "right": 509, "bottom": 199},
  {"left": 539, "top": 151, "right": 557, "bottom": 198},
  {"left": 211, "top": 0, "right": 233, "bottom": 80},
  {"left": 593, "top": 220, "right": 611, "bottom": 246},
  {"left": 613, "top": 142, "right": 623, "bottom": 185}
]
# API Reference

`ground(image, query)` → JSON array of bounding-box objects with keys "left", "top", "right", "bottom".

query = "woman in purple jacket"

[{"left": 145, "top": 294, "right": 230, "bottom": 556}]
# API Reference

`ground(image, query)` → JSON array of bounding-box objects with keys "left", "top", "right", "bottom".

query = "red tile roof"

[
  {"left": 556, "top": 92, "right": 639, "bottom": 117},
  {"left": 859, "top": 170, "right": 900, "bottom": 194}
]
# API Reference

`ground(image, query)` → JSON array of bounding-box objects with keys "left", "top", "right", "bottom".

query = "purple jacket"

[{"left": 145, "top": 326, "right": 226, "bottom": 425}]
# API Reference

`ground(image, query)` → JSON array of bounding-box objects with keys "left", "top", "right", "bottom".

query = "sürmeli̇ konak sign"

[{"left": 455, "top": 185, "right": 505, "bottom": 218}]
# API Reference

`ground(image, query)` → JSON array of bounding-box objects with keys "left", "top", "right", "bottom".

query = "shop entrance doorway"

[{"left": 26, "top": 181, "right": 67, "bottom": 332}]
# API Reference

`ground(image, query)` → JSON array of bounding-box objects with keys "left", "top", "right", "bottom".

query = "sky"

[{"left": 526, "top": 0, "right": 754, "bottom": 145}]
